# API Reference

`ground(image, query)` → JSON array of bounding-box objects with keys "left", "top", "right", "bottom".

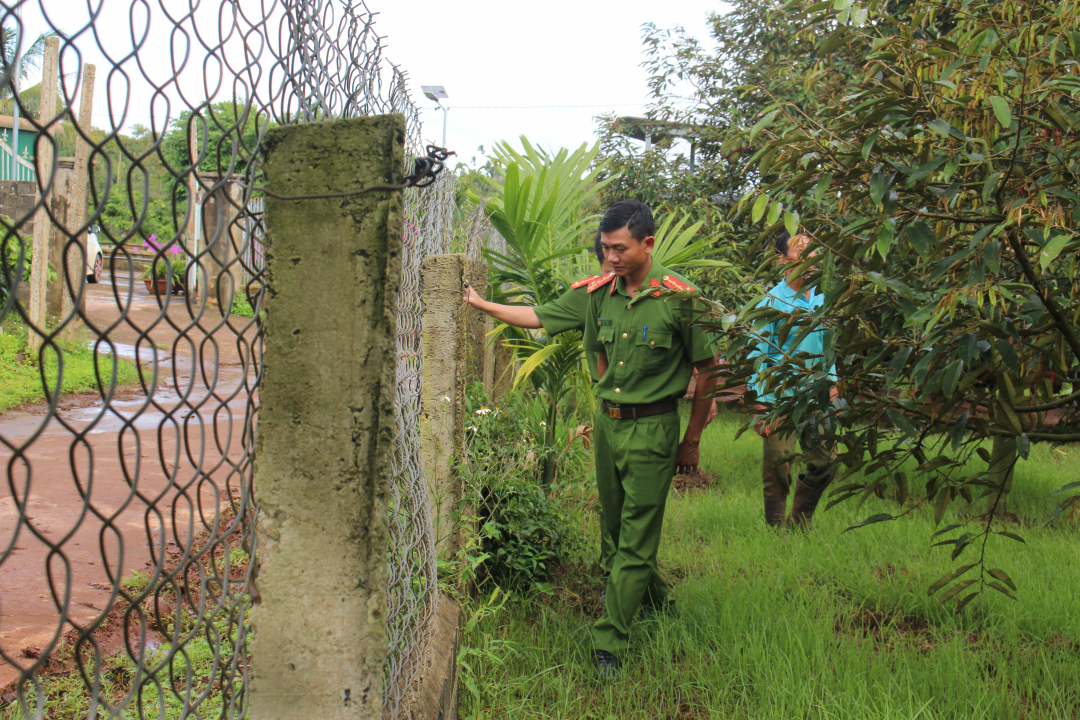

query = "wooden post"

[
  {"left": 250, "top": 114, "right": 406, "bottom": 719},
  {"left": 63, "top": 63, "right": 95, "bottom": 318},
  {"left": 27, "top": 36, "right": 59, "bottom": 354}
]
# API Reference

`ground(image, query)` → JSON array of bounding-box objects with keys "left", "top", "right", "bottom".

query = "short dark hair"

[
  {"left": 593, "top": 229, "right": 604, "bottom": 264},
  {"left": 774, "top": 231, "right": 790, "bottom": 257},
  {"left": 599, "top": 200, "right": 655, "bottom": 241}
]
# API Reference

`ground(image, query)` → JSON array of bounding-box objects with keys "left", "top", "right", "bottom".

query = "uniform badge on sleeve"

[
  {"left": 571, "top": 275, "right": 599, "bottom": 289},
  {"left": 662, "top": 275, "right": 697, "bottom": 293},
  {"left": 586, "top": 271, "right": 616, "bottom": 293}
]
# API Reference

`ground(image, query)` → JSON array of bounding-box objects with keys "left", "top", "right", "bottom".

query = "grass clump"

[
  {"left": 458, "top": 407, "right": 1080, "bottom": 719},
  {"left": 0, "top": 322, "right": 140, "bottom": 413}
]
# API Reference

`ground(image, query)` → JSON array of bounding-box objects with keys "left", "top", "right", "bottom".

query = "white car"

[{"left": 86, "top": 225, "right": 103, "bottom": 283}]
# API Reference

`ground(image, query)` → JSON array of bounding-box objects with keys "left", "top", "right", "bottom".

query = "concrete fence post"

[
  {"left": 419, "top": 254, "right": 487, "bottom": 557},
  {"left": 200, "top": 173, "right": 243, "bottom": 307},
  {"left": 64, "top": 62, "right": 95, "bottom": 318},
  {"left": 27, "top": 36, "right": 59, "bottom": 354},
  {"left": 250, "top": 114, "right": 406, "bottom": 719}
]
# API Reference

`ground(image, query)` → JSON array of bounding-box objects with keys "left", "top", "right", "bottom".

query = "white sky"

[{"left": 12, "top": 0, "right": 726, "bottom": 165}]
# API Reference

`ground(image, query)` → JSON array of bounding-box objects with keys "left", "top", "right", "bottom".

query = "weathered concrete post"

[
  {"left": 200, "top": 174, "right": 243, "bottom": 307},
  {"left": 251, "top": 114, "right": 406, "bottom": 720},
  {"left": 419, "top": 254, "right": 487, "bottom": 556},
  {"left": 27, "top": 36, "right": 59, "bottom": 353},
  {"left": 46, "top": 157, "right": 73, "bottom": 316},
  {"left": 64, "top": 62, "right": 95, "bottom": 318}
]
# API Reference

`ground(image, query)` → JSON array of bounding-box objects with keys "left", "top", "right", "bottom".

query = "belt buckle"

[{"left": 607, "top": 405, "right": 622, "bottom": 420}]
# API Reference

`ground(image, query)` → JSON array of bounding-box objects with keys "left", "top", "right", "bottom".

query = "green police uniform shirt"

[
  {"left": 534, "top": 281, "right": 602, "bottom": 381},
  {"left": 584, "top": 261, "right": 715, "bottom": 405}
]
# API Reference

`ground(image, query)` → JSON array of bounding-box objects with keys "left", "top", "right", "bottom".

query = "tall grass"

[{"left": 462, "top": 409, "right": 1080, "bottom": 719}]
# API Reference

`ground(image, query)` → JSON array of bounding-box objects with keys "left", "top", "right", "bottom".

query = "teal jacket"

[{"left": 746, "top": 279, "right": 836, "bottom": 404}]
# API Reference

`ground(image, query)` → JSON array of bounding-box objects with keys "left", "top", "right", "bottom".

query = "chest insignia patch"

[
  {"left": 571, "top": 274, "right": 599, "bottom": 289},
  {"left": 586, "top": 271, "right": 616, "bottom": 294},
  {"left": 598, "top": 318, "right": 613, "bottom": 326},
  {"left": 662, "top": 275, "right": 697, "bottom": 293},
  {"left": 650, "top": 278, "right": 663, "bottom": 297}
]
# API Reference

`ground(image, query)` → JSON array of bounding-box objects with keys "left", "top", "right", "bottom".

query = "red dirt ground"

[{"left": 0, "top": 274, "right": 257, "bottom": 694}]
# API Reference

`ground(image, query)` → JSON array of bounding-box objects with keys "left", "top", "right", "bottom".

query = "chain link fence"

[{"left": 0, "top": 1, "right": 447, "bottom": 717}]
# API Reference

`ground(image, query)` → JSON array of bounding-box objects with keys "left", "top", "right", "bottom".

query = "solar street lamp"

[{"left": 421, "top": 85, "right": 449, "bottom": 148}]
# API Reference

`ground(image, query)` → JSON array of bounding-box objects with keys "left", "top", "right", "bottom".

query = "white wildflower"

[{"left": 475, "top": 407, "right": 492, "bottom": 416}]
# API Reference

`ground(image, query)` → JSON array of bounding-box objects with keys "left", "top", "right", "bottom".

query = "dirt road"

[{"left": 0, "top": 272, "right": 259, "bottom": 693}]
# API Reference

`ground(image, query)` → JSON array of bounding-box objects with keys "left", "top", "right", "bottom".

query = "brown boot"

[
  {"left": 787, "top": 475, "right": 826, "bottom": 530},
  {"left": 764, "top": 498, "right": 786, "bottom": 528}
]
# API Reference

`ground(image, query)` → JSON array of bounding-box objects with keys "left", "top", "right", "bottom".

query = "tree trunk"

[{"left": 986, "top": 434, "right": 1016, "bottom": 518}]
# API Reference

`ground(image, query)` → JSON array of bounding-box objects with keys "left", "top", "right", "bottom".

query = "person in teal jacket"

[{"left": 747, "top": 232, "right": 838, "bottom": 528}]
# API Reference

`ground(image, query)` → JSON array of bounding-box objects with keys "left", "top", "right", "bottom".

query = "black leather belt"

[{"left": 601, "top": 398, "right": 678, "bottom": 420}]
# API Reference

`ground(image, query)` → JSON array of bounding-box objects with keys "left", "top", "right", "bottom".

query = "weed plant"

[
  {"left": 451, "top": 384, "right": 594, "bottom": 591},
  {"left": 458, "top": 407, "right": 1080, "bottom": 719},
  {"left": 0, "top": 322, "right": 140, "bottom": 413}
]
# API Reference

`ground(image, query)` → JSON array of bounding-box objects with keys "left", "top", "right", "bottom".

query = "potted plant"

[{"left": 140, "top": 235, "right": 187, "bottom": 295}]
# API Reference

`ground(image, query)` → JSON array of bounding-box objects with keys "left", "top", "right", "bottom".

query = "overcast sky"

[{"left": 12, "top": 1, "right": 726, "bottom": 166}]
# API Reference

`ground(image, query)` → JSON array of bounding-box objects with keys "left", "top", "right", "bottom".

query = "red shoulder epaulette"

[
  {"left": 586, "top": 271, "right": 616, "bottom": 294},
  {"left": 571, "top": 275, "right": 600, "bottom": 289},
  {"left": 662, "top": 275, "right": 697, "bottom": 293}
]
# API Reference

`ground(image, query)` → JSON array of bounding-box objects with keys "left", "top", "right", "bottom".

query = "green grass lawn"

[
  {"left": 0, "top": 322, "right": 141, "bottom": 413},
  {"left": 463, "top": 408, "right": 1080, "bottom": 719}
]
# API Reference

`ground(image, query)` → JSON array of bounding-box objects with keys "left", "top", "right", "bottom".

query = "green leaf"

[
  {"left": 995, "top": 531, "right": 1026, "bottom": 543},
  {"left": 752, "top": 194, "right": 769, "bottom": 223},
  {"left": 876, "top": 222, "right": 894, "bottom": 259},
  {"left": 869, "top": 170, "right": 885, "bottom": 205},
  {"left": 981, "top": 172, "right": 1002, "bottom": 204},
  {"left": 942, "top": 360, "right": 963, "bottom": 396},
  {"left": 784, "top": 210, "right": 800, "bottom": 236},
  {"left": 749, "top": 109, "right": 780, "bottom": 142},
  {"left": 934, "top": 486, "right": 951, "bottom": 523},
  {"left": 813, "top": 173, "right": 833, "bottom": 203},
  {"left": 886, "top": 346, "right": 912, "bottom": 387},
  {"left": 1039, "top": 233, "right": 1071, "bottom": 269},
  {"left": 888, "top": 409, "right": 919, "bottom": 439},
  {"left": 767, "top": 201, "right": 782, "bottom": 225},
  {"left": 927, "top": 563, "right": 976, "bottom": 595},
  {"left": 904, "top": 221, "right": 936, "bottom": 259},
  {"left": 995, "top": 340, "right": 1020, "bottom": 374},
  {"left": 955, "top": 591, "right": 980, "bottom": 612},
  {"left": 951, "top": 411, "right": 969, "bottom": 450},
  {"left": 928, "top": 119, "right": 952, "bottom": 136},
  {"left": 984, "top": 240, "right": 1001, "bottom": 274},
  {"left": 987, "top": 581, "right": 1017, "bottom": 600},
  {"left": 842, "top": 513, "right": 895, "bottom": 533},
  {"left": 987, "top": 568, "right": 1017, "bottom": 591},
  {"left": 989, "top": 95, "right": 1013, "bottom": 128},
  {"left": 861, "top": 130, "right": 880, "bottom": 160},
  {"left": 937, "top": 578, "right": 978, "bottom": 607},
  {"left": 908, "top": 155, "right": 947, "bottom": 183}
]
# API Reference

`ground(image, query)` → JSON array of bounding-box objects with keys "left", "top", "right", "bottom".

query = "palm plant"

[
  {"left": 470, "top": 138, "right": 611, "bottom": 484},
  {"left": 0, "top": 25, "right": 55, "bottom": 104}
]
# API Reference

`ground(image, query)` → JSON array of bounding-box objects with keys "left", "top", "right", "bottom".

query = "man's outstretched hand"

[{"left": 463, "top": 283, "right": 482, "bottom": 307}]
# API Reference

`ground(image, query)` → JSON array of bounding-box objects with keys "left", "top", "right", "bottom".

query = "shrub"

[{"left": 457, "top": 383, "right": 590, "bottom": 589}]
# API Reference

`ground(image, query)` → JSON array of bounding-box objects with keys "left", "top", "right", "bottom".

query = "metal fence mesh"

[{"left": 0, "top": 1, "right": 445, "bottom": 717}]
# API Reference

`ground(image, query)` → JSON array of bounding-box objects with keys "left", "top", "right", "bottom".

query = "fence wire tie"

[{"left": 251, "top": 145, "right": 455, "bottom": 201}]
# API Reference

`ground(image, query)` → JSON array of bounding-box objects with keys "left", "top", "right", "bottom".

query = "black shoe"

[
  {"left": 594, "top": 649, "right": 619, "bottom": 680},
  {"left": 764, "top": 498, "right": 786, "bottom": 527}
]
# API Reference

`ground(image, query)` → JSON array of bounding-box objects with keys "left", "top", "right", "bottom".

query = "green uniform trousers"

[{"left": 591, "top": 406, "right": 680, "bottom": 655}]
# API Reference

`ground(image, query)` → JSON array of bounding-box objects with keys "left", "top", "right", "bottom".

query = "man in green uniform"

[
  {"left": 583, "top": 200, "right": 716, "bottom": 677},
  {"left": 464, "top": 233, "right": 618, "bottom": 572}
]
